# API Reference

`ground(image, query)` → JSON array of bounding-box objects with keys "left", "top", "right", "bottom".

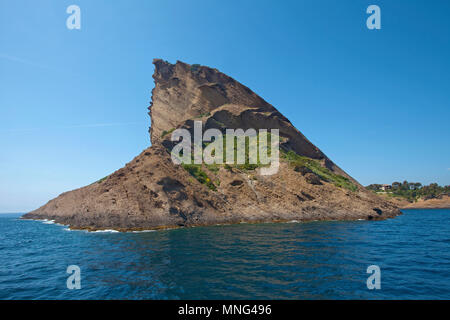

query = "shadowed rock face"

[{"left": 23, "top": 59, "right": 401, "bottom": 231}]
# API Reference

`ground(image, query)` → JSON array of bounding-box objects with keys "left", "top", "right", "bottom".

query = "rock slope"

[{"left": 22, "top": 59, "right": 401, "bottom": 230}]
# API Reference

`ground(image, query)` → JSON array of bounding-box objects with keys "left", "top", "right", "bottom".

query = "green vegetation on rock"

[
  {"left": 206, "top": 163, "right": 220, "bottom": 173},
  {"left": 195, "top": 112, "right": 211, "bottom": 119},
  {"left": 161, "top": 128, "right": 175, "bottom": 138},
  {"left": 222, "top": 132, "right": 277, "bottom": 172},
  {"left": 182, "top": 164, "right": 217, "bottom": 191},
  {"left": 282, "top": 150, "right": 358, "bottom": 191},
  {"left": 95, "top": 176, "right": 109, "bottom": 184},
  {"left": 178, "top": 132, "right": 357, "bottom": 192}
]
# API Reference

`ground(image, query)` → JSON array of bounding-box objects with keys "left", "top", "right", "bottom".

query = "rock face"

[{"left": 22, "top": 59, "right": 401, "bottom": 230}]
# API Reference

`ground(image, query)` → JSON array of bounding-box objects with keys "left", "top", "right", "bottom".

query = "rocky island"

[{"left": 22, "top": 59, "right": 401, "bottom": 231}]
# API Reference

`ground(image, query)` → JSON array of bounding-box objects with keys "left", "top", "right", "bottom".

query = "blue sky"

[{"left": 1, "top": 0, "right": 449, "bottom": 212}]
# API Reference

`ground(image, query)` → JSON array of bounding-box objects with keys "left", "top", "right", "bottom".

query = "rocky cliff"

[{"left": 22, "top": 59, "right": 401, "bottom": 231}]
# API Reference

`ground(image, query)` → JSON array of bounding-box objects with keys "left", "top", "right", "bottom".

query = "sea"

[{"left": 0, "top": 209, "right": 449, "bottom": 299}]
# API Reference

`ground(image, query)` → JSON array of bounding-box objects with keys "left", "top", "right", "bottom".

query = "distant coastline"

[
  {"left": 377, "top": 193, "right": 450, "bottom": 209},
  {"left": 366, "top": 181, "right": 450, "bottom": 210},
  {"left": 399, "top": 195, "right": 450, "bottom": 209}
]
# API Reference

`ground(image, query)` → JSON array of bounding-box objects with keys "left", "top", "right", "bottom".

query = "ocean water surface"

[{"left": 0, "top": 209, "right": 449, "bottom": 299}]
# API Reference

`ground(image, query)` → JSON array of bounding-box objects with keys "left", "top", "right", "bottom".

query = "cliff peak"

[{"left": 148, "top": 59, "right": 268, "bottom": 145}]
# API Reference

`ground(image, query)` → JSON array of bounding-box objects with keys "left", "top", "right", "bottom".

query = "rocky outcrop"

[{"left": 22, "top": 59, "right": 401, "bottom": 230}]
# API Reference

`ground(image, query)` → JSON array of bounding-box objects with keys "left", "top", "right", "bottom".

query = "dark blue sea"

[{"left": 0, "top": 209, "right": 449, "bottom": 299}]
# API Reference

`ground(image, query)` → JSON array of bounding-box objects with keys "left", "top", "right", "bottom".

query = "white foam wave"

[{"left": 91, "top": 229, "right": 120, "bottom": 233}]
